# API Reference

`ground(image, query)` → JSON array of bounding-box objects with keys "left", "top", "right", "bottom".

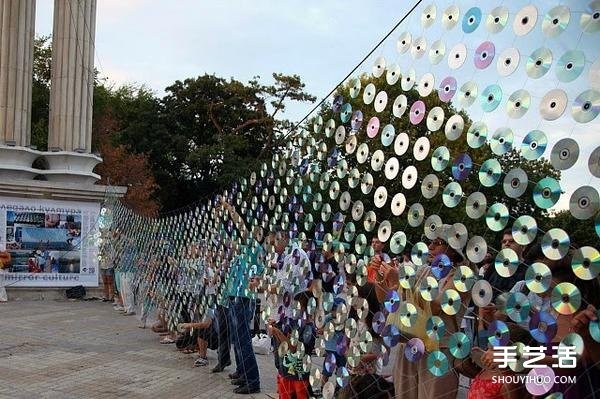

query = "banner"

[{"left": 0, "top": 197, "right": 100, "bottom": 287}]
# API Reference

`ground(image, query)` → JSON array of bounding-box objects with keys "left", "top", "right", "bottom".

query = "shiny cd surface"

[
  {"left": 431, "top": 146, "right": 450, "bottom": 172},
  {"left": 366, "top": 117, "right": 380, "bottom": 138},
  {"left": 589, "top": 146, "right": 600, "bottom": 177},
  {"left": 551, "top": 282, "right": 581, "bottom": 315},
  {"left": 442, "top": 182, "right": 462, "bottom": 208},
  {"left": 472, "top": 279, "right": 493, "bottom": 307},
  {"left": 382, "top": 324, "right": 401, "bottom": 348},
  {"left": 490, "top": 128, "right": 514, "bottom": 155},
  {"left": 410, "top": 101, "right": 426, "bottom": 125},
  {"left": 385, "top": 157, "right": 400, "bottom": 180},
  {"left": 363, "top": 83, "right": 376, "bottom": 105},
  {"left": 551, "top": 138, "right": 579, "bottom": 170},
  {"left": 526, "top": 47, "right": 553, "bottom": 79},
  {"left": 590, "top": 309, "right": 600, "bottom": 343},
  {"left": 529, "top": 311, "right": 558, "bottom": 344},
  {"left": 541, "top": 228, "right": 570, "bottom": 260},
  {"left": 426, "top": 316, "right": 446, "bottom": 341},
  {"left": 356, "top": 143, "right": 369, "bottom": 164},
  {"left": 407, "top": 203, "right": 425, "bottom": 227},
  {"left": 512, "top": 215, "right": 538, "bottom": 245},
  {"left": 451, "top": 153, "right": 472, "bottom": 181},
  {"left": 374, "top": 90, "right": 388, "bottom": 113},
  {"left": 420, "top": 276, "right": 439, "bottom": 302},
  {"left": 448, "top": 43, "right": 467, "bottom": 70},
  {"left": 418, "top": 73, "right": 435, "bottom": 97},
  {"left": 363, "top": 211, "right": 377, "bottom": 232},
  {"left": 427, "top": 351, "right": 449, "bottom": 376},
  {"left": 572, "top": 246, "right": 600, "bottom": 280},
  {"left": 391, "top": 193, "right": 407, "bottom": 216},
  {"left": 396, "top": 31, "right": 411, "bottom": 53},
  {"left": 497, "top": 47, "right": 520, "bottom": 77},
  {"left": 411, "top": 241, "right": 429, "bottom": 266},
  {"left": 372, "top": 56, "right": 386, "bottom": 78},
  {"left": 340, "top": 103, "right": 352, "bottom": 123},
  {"left": 506, "top": 90, "right": 530, "bottom": 119},
  {"left": 404, "top": 338, "right": 425, "bottom": 362},
  {"left": 453, "top": 265, "right": 475, "bottom": 292},
  {"left": 429, "top": 40, "right": 446, "bottom": 65},
  {"left": 372, "top": 311, "right": 386, "bottom": 335},
  {"left": 350, "top": 110, "right": 363, "bottom": 132},
  {"left": 488, "top": 320, "right": 510, "bottom": 347},
  {"left": 390, "top": 231, "right": 407, "bottom": 254},
  {"left": 424, "top": 214, "right": 443, "bottom": 240},
  {"left": 542, "top": 5, "right": 570, "bottom": 37},
  {"left": 458, "top": 81, "right": 477, "bottom": 108},
  {"left": 393, "top": 94, "right": 408, "bottom": 118},
  {"left": 448, "top": 332, "right": 471, "bottom": 359},
  {"left": 480, "top": 84, "right": 502, "bottom": 112},
  {"left": 466, "top": 235, "right": 488, "bottom": 263},
  {"left": 506, "top": 292, "right": 531, "bottom": 323},
  {"left": 426, "top": 106, "right": 444, "bottom": 131},
  {"left": 442, "top": 5, "right": 459, "bottom": 30},
  {"left": 441, "top": 289, "right": 461, "bottom": 316},
  {"left": 556, "top": 50, "right": 585, "bottom": 83},
  {"left": 503, "top": 168, "right": 528, "bottom": 199},
  {"left": 495, "top": 248, "right": 519, "bottom": 278},
  {"left": 431, "top": 254, "right": 452, "bottom": 280},
  {"left": 486, "top": 6, "right": 509, "bottom": 33},
  {"left": 580, "top": 0, "right": 600, "bottom": 33},
  {"left": 402, "top": 166, "right": 418, "bottom": 190},
  {"left": 540, "top": 89, "right": 568, "bottom": 121},
  {"left": 394, "top": 132, "right": 409, "bottom": 156},
  {"left": 421, "top": 4, "right": 436, "bottom": 28},
  {"left": 349, "top": 78, "right": 361, "bottom": 99},
  {"left": 474, "top": 41, "right": 495, "bottom": 69},
  {"left": 463, "top": 7, "right": 482, "bottom": 33},
  {"left": 413, "top": 136, "right": 430, "bottom": 161},
  {"left": 445, "top": 114, "right": 464, "bottom": 141},
  {"left": 525, "top": 262, "right": 552, "bottom": 294},
  {"left": 371, "top": 149, "right": 385, "bottom": 172},
  {"left": 572, "top": 89, "right": 600, "bottom": 123},
  {"left": 399, "top": 264, "right": 416, "bottom": 289},
  {"left": 374, "top": 186, "right": 388, "bottom": 208},
  {"left": 533, "top": 177, "right": 561, "bottom": 209},
  {"left": 348, "top": 168, "right": 360, "bottom": 188},
  {"left": 381, "top": 124, "right": 396, "bottom": 147},
  {"left": 438, "top": 76, "right": 457, "bottom": 103},
  {"left": 386, "top": 63, "right": 401, "bottom": 85},
  {"left": 421, "top": 174, "right": 440, "bottom": 200},
  {"left": 467, "top": 121, "right": 487, "bottom": 149},
  {"left": 559, "top": 333, "right": 584, "bottom": 359},
  {"left": 378, "top": 220, "right": 392, "bottom": 242},
  {"left": 411, "top": 36, "right": 427, "bottom": 60},
  {"left": 398, "top": 301, "right": 417, "bottom": 327},
  {"left": 513, "top": 5, "right": 538, "bottom": 36},
  {"left": 521, "top": 130, "right": 547, "bottom": 160},
  {"left": 401, "top": 68, "right": 416, "bottom": 91}
]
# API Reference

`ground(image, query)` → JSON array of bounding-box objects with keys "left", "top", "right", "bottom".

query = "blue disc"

[
  {"left": 463, "top": 7, "right": 482, "bottom": 33},
  {"left": 480, "top": 84, "right": 503, "bottom": 112},
  {"left": 452, "top": 153, "right": 473, "bottom": 181},
  {"left": 431, "top": 254, "right": 452, "bottom": 279}
]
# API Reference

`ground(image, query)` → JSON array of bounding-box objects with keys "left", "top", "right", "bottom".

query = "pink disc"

[
  {"left": 367, "top": 117, "right": 380, "bottom": 138},
  {"left": 438, "top": 76, "right": 457, "bottom": 102},
  {"left": 474, "top": 41, "right": 496, "bottom": 69},
  {"left": 409, "top": 101, "right": 426, "bottom": 125}
]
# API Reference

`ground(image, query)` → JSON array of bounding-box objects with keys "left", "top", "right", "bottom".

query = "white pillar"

[
  {"left": 48, "top": 0, "right": 96, "bottom": 153},
  {"left": 0, "top": 0, "right": 35, "bottom": 147}
]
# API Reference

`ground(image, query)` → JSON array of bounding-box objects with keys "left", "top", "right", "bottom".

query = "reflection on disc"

[
  {"left": 556, "top": 50, "right": 585, "bottom": 83},
  {"left": 374, "top": 186, "right": 388, "bottom": 208},
  {"left": 497, "top": 47, "right": 520, "bottom": 77},
  {"left": 366, "top": 117, "right": 380, "bottom": 138},
  {"left": 529, "top": 311, "right": 558, "bottom": 344},
  {"left": 486, "top": 203, "right": 509, "bottom": 231},
  {"left": 526, "top": 47, "right": 553, "bottom": 79},
  {"left": 442, "top": 5, "right": 460, "bottom": 30},
  {"left": 503, "top": 168, "right": 528, "bottom": 199},
  {"left": 426, "top": 107, "right": 444, "bottom": 131},
  {"left": 479, "top": 159, "right": 501, "bottom": 187},
  {"left": 363, "top": 83, "right": 376, "bottom": 105},
  {"left": 385, "top": 157, "right": 400, "bottom": 180},
  {"left": 453, "top": 265, "right": 476, "bottom": 292},
  {"left": 431, "top": 146, "right": 450, "bottom": 172},
  {"left": 421, "top": 4, "right": 436, "bottom": 28},
  {"left": 472, "top": 280, "right": 493, "bottom": 307},
  {"left": 424, "top": 214, "right": 443, "bottom": 240},
  {"left": 490, "top": 128, "right": 514, "bottom": 155},
  {"left": 393, "top": 95, "right": 408, "bottom": 118},
  {"left": 448, "top": 332, "right": 471, "bottom": 359},
  {"left": 452, "top": 153, "right": 472, "bottom": 181},
  {"left": 467, "top": 121, "right": 487, "bottom": 149},
  {"left": 590, "top": 146, "right": 600, "bottom": 177},
  {"left": 418, "top": 73, "right": 435, "bottom": 97},
  {"left": 398, "top": 265, "right": 415, "bottom": 290},
  {"left": 407, "top": 203, "right": 425, "bottom": 227},
  {"left": 385, "top": 290, "right": 401, "bottom": 313},
  {"left": 506, "top": 292, "right": 531, "bottom": 323},
  {"left": 441, "top": 289, "right": 461, "bottom": 316},
  {"left": 506, "top": 90, "right": 531, "bottom": 119},
  {"left": 445, "top": 114, "right": 464, "bottom": 141},
  {"left": 521, "top": 130, "right": 547, "bottom": 160},
  {"left": 349, "top": 78, "right": 361, "bottom": 99},
  {"left": 466, "top": 235, "right": 488, "bottom": 263},
  {"left": 397, "top": 31, "right": 411, "bottom": 53},
  {"left": 438, "top": 76, "right": 457, "bottom": 103},
  {"left": 572, "top": 246, "right": 600, "bottom": 280},
  {"left": 526, "top": 262, "right": 553, "bottom": 294},
  {"left": 429, "top": 40, "right": 446, "bottom": 65},
  {"left": 386, "top": 63, "right": 401, "bottom": 85},
  {"left": 399, "top": 302, "right": 417, "bottom": 327},
  {"left": 413, "top": 137, "right": 430, "bottom": 161},
  {"left": 394, "top": 132, "right": 410, "bottom": 156},
  {"left": 463, "top": 7, "right": 482, "bottom": 33},
  {"left": 486, "top": 6, "right": 509, "bottom": 33},
  {"left": 569, "top": 186, "right": 600, "bottom": 220},
  {"left": 391, "top": 193, "right": 407, "bottom": 216},
  {"left": 372, "top": 56, "right": 386, "bottom": 78},
  {"left": 513, "top": 5, "right": 538, "bottom": 36},
  {"left": 421, "top": 174, "right": 440, "bottom": 199},
  {"left": 378, "top": 220, "right": 392, "bottom": 242},
  {"left": 458, "top": 81, "right": 478, "bottom": 108},
  {"left": 411, "top": 242, "right": 429, "bottom": 266},
  {"left": 420, "top": 276, "right": 439, "bottom": 302},
  {"left": 402, "top": 165, "right": 418, "bottom": 189},
  {"left": 426, "top": 316, "right": 446, "bottom": 341},
  {"left": 374, "top": 91, "right": 388, "bottom": 113},
  {"left": 390, "top": 231, "right": 407, "bottom": 254},
  {"left": 551, "top": 282, "right": 581, "bottom": 315},
  {"left": 411, "top": 36, "right": 427, "bottom": 60},
  {"left": 488, "top": 320, "right": 510, "bottom": 346},
  {"left": 550, "top": 138, "right": 579, "bottom": 170},
  {"left": 542, "top": 5, "right": 570, "bottom": 37},
  {"left": 427, "top": 351, "right": 449, "bottom": 376},
  {"left": 572, "top": 89, "right": 600, "bottom": 123},
  {"left": 533, "top": 177, "right": 561, "bottom": 209},
  {"left": 495, "top": 248, "right": 519, "bottom": 278},
  {"left": 410, "top": 101, "right": 426, "bottom": 125},
  {"left": 474, "top": 41, "right": 495, "bottom": 69},
  {"left": 448, "top": 43, "right": 467, "bottom": 70},
  {"left": 512, "top": 215, "right": 538, "bottom": 246},
  {"left": 480, "top": 84, "right": 502, "bottom": 112},
  {"left": 443, "top": 182, "right": 463, "bottom": 208},
  {"left": 431, "top": 254, "right": 452, "bottom": 280},
  {"left": 381, "top": 124, "right": 396, "bottom": 147},
  {"left": 404, "top": 338, "right": 425, "bottom": 362},
  {"left": 542, "top": 228, "right": 570, "bottom": 260}
]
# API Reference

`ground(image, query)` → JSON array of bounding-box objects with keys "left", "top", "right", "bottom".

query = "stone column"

[
  {"left": 48, "top": 0, "right": 96, "bottom": 153},
  {"left": 0, "top": 0, "right": 36, "bottom": 147}
]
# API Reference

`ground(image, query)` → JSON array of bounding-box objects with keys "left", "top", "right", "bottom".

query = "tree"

[{"left": 31, "top": 36, "right": 51, "bottom": 150}]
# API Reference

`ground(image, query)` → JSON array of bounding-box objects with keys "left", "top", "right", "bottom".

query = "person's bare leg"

[
  {"left": 107, "top": 276, "right": 114, "bottom": 300},
  {"left": 198, "top": 337, "right": 208, "bottom": 358}
]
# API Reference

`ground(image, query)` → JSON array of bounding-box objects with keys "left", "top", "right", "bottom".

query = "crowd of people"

[{"left": 100, "top": 199, "right": 600, "bottom": 399}]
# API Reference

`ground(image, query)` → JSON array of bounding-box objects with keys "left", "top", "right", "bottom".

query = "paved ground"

[{"left": 0, "top": 300, "right": 277, "bottom": 399}]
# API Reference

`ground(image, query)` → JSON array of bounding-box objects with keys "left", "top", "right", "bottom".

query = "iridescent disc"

[
  {"left": 542, "top": 5, "right": 570, "bottom": 37},
  {"left": 559, "top": 333, "right": 585, "bottom": 360},
  {"left": 404, "top": 338, "right": 425, "bottom": 362},
  {"left": 542, "top": 228, "right": 570, "bottom": 260},
  {"left": 572, "top": 89, "right": 600, "bottom": 123},
  {"left": 442, "top": 182, "right": 463, "bottom": 208},
  {"left": 418, "top": 73, "right": 435, "bottom": 97},
  {"left": 363, "top": 83, "right": 376, "bottom": 105},
  {"left": 580, "top": 0, "right": 600, "bottom": 33},
  {"left": 411, "top": 36, "right": 427, "bottom": 60},
  {"left": 526, "top": 262, "right": 552, "bottom": 294},
  {"left": 506, "top": 90, "right": 530, "bottom": 119},
  {"left": 392, "top": 94, "right": 408, "bottom": 118},
  {"left": 480, "top": 84, "right": 502, "bottom": 112},
  {"left": 590, "top": 309, "right": 600, "bottom": 343},
  {"left": 479, "top": 158, "right": 501, "bottom": 187},
  {"left": 420, "top": 276, "right": 439, "bottom": 302},
  {"left": 495, "top": 248, "right": 519, "bottom": 278},
  {"left": 521, "top": 130, "right": 547, "bottom": 160},
  {"left": 448, "top": 43, "right": 467, "bottom": 70},
  {"left": 398, "top": 265, "right": 415, "bottom": 290},
  {"left": 474, "top": 41, "right": 495, "bottom": 69},
  {"left": 486, "top": 6, "right": 509, "bottom": 33},
  {"left": 529, "top": 311, "right": 558, "bottom": 344},
  {"left": 413, "top": 136, "right": 430, "bottom": 161},
  {"left": 426, "top": 107, "right": 444, "bottom": 132},
  {"left": 445, "top": 114, "right": 464, "bottom": 141},
  {"left": 348, "top": 168, "right": 360, "bottom": 189},
  {"left": 371, "top": 149, "right": 385, "bottom": 172},
  {"left": 411, "top": 241, "right": 429, "bottom": 266},
  {"left": 487, "top": 320, "right": 510, "bottom": 346},
  {"left": 391, "top": 193, "right": 406, "bottom": 216},
  {"left": 441, "top": 289, "right": 461, "bottom": 316},
  {"left": 471, "top": 280, "right": 493, "bottom": 307},
  {"left": 503, "top": 168, "right": 528, "bottom": 199},
  {"left": 378, "top": 220, "right": 392, "bottom": 242},
  {"left": 374, "top": 91, "right": 388, "bottom": 113},
  {"left": 381, "top": 124, "right": 396, "bottom": 147},
  {"left": 551, "top": 282, "right": 581, "bottom": 315},
  {"left": 396, "top": 31, "right": 411, "bottom": 53},
  {"left": 453, "top": 265, "right": 476, "bottom": 292},
  {"left": 313, "top": 115, "right": 323, "bottom": 134},
  {"left": 332, "top": 95, "right": 344, "bottom": 113},
  {"left": 421, "top": 174, "right": 440, "bottom": 199},
  {"left": 426, "top": 316, "right": 445, "bottom": 341},
  {"left": 324, "top": 119, "right": 336, "bottom": 138},
  {"left": 513, "top": 5, "right": 538, "bottom": 36},
  {"left": 442, "top": 5, "right": 460, "bottom": 30},
  {"left": 526, "top": 47, "right": 553, "bottom": 79},
  {"left": 352, "top": 200, "right": 364, "bottom": 221},
  {"left": 421, "top": 4, "right": 436, "bottom": 28},
  {"left": 438, "top": 76, "right": 457, "bottom": 103},
  {"left": 424, "top": 214, "right": 443, "bottom": 240},
  {"left": 550, "top": 138, "right": 579, "bottom": 170},
  {"left": 340, "top": 103, "right": 352, "bottom": 123},
  {"left": 448, "top": 332, "right": 471, "bottom": 359},
  {"left": 350, "top": 110, "right": 363, "bottom": 132},
  {"left": 431, "top": 146, "right": 450, "bottom": 172},
  {"left": 390, "top": 231, "right": 407, "bottom": 254},
  {"left": 533, "top": 177, "right": 561, "bottom": 209},
  {"left": 431, "top": 254, "right": 452, "bottom": 280},
  {"left": 462, "top": 7, "right": 482, "bottom": 33},
  {"left": 385, "top": 290, "right": 401, "bottom": 313},
  {"left": 429, "top": 40, "right": 446, "bottom": 65},
  {"left": 349, "top": 78, "right": 361, "bottom": 99},
  {"left": 540, "top": 89, "right": 568, "bottom": 121},
  {"left": 458, "top": 81, "right": 477, "bottom": 108},
  {"left": 466, "top": 121, "right": 487, "bottom": 149},
  {"left": 590, "top": 146, "right": 600, "bottom": 177},
  {"left": 569, "top": 185, "right": 600, "bottom": 220},
  {"left": 401, "top": 68, "right": 416, "bottom": 91},
  {"left": 361, "top": 173, "right": 374, "bottom": 195},
  {"left": 386, "top": 63, "right": 401, "bottom": 85},
  {"left": 490, "top": 128, "right": 514, "bottom": 155},
  {"left": 556, "top": 50, "right": 585, "bottom": 83},
  {"left": 512, "top": 215, "right": 538, "bottom": 246},
  {"left": 363, "top": 210, "right": 377, "bottom": 232},
  {"left": 372, "top": 56, "right": 386, "bottom": 78},
  {"left": 497, "top": 47, "right": 520, "bottom": 77},
  {"left": 399, "top": 302, "right": 417, "bottom": 327},
  {"left": 506, "top": 292, "right": 531, "bottom": 323},
  {"left": 451, "top": 153, "right": 472, "bottom": 181},
  {"left": 466, "top": 235, "right": 487, "bottom": 263},
  {"left": 409, "top": 100, "right": 426, "bottom": 125},
  {"left": 486, "top": 203, "right": 509, "bottom": 231},
  {"left": 407, "top": 202, "right": 424, "bottom": 227},
  {"left": 572, "top": 246, "right": 600, "bottom": 280}
]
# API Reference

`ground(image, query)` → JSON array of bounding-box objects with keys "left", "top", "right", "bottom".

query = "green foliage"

[
  {"left": 31, "top": 36, "right": 52, "bottom": 150},
  {"left": 541, "top": 210, "right": 599, "bottom": 248}
]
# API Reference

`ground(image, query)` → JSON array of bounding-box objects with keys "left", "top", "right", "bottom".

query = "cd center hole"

[
  {"left": 536, "top": 60, "right": 542, "bottom": 66},
  {"left": 522, "top": 17, "right": 529, "bottom": 24},
  {"left": 552, "top": 239, "right": 559, "bottom": 248},
  {"left": 494, "top": 17, "right": 499, "bottom": 23}
]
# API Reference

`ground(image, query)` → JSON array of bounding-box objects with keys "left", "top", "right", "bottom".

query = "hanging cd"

[
  {"left": 334, "top": 126, "right": 346, "bottom": 145},
  {"left": 442, "top": 5, "right": 460, "bottom": 30},
  {"left": 569, "top": 186, "right": 600, "bottom": 220},
  {"left": 466, "top": 235, "right": 488, "bottom": 263},
  {"left": 529, "top": 311, "right": 558, "bottom": 344},
  {"left": 526, "top": 47, "right": 553, "bottom": 79},
  {"left": 374, "top": 186, "right": 388, "bottom": 209},
  {"left": 438, "top": 76, "right": 457, "bottom": 103},
  {"left": 337, "top": 159, "right": 349, "bottom": 179},
  {"left": 356, "top": 143, "right": 369, "bottom": 164},
  {"left": 332, "top": 95, "right": 344, "bottom": 113},
  {"left": 418, "top": 73, "right": 435, "bottom": 97},
  {"left": 424, "top": 214, "right": 443, "bottom": 240},
  {"left": 472, "top": 280, "right": 493, "bottom": 307},
  {"left": 506, "top": 292, "right": 531, "bottom": 324},
  {"left": 385, "top": 290, "right": 401, "bottom": 313},
  {"left": 533, "top": 177, "right": 561, "bottom": 209},
  {"left": 448, "top": 43, "right": 467, "bottom": 69},
  {"left": 420, "top": 276, "right": 439, "bottom": 302},
  {"left": 391, "top": 193, "right": 407, "bottom": 216},
  {"left": 366, "top": 117, "right": 380, "bottom": 138},
  {"left": 407, "top": 203, "right": 425, "bottom": 227},
  {"left": 429, "top": 40, "right": 446, "bottom": 65},
  {"left": 313, "top": 115, "right": 324, "bottom": 134},
  {"left": 401, "top": 68, "right": 416, "bottom": 91},
  {"left": 467, "top": 122, "right": 488, "bottom": 149},
  {"left": 324, "top": 119, "right": 336, "bottom": 138},
  {"left": 506, "top": 90, "right": 531, "bottom": 119},
  {"left": 441, "top": 289, "right": 462, "bottom": 316},
  {"left": 411, "top": 241, "right": 429, "bottom": 266},
  {"left": 371, "top": 149, "right": 385, "bottom": 172},
  {"left": 580, "top": 0, "right": 600, "bottom": 33},
  {"left": 490, "top": 128, "right": 514, "bottom": 155},
  {"left": 402, "top": 166, "right": 419, "bottom": 190},
  {"left": 350, "top": 110, "right": 363, "bottom": 132},
  {"left": 453, "top": 265, "right": 476, "bottom": 292},
  {"left": 363, "top": 83, "right": 376, "bottom": 105},
  {"left": 452, "top": 153, "right": 472, "bottom": 181},
  {"left": 426, "top": 107, "right": 445, "bottom": 131},
  {"left": 352, "top": 200, "right": 364, "bottom": 221},
  {"left": 411, "top": 36, "right": 427, "bottom": 60},
  {"left": 413, "top": 136, "right": 430, "bottom": 161},
  {"left": 550, "top": 138, "right": 579, "bottom": 170},
  {"left": 399, "top": 264, "right": 416, "bottom": 288},
  {"left": 556, "top": 50, "right": 585, "bottom": 83},
  {"left": 486, "top": 203, "right": 509, "bottom": 231},
  {"left": 374, "top": 91, "right": 388, "bottom": 113},
  {"left": 348, "top": 168, "right": 360, "bottom": 188},
  {"left": 397, "top": 31, "right": 412, "bottom": 53},
  {"left": 462, "top": 7, "right": 482, "bottom": 33},
  {"left": 392, "top": 94, "right": 408, "bottom": 118},
  {"left": 503, "top": 168, "right": 528, "bottom": 199},
  {"left": 386, "top": 63, "right": 401, "bottom": 85},
  {"left": 390, "top": 231, "right": 407, "bottom": 254},
  {"left": 495, "top": 248, "right": 519, "bottom": 278},
  {"left": 445, "top": 114, "right": 464, "bottom": 141},
  {"left": 354, "top": 234, "right": 367, "bottom": 254},
  {"left": 526, "top": 262, "right": 552, "bottom": 294},
  {"left": 349, "top": 78, "right": 361, "bottom": 99},
  {"left": 542, "top": 5, "right": 570, "bottom": 37},
  {"left": 361, "top": 173, "right": 374, "bottom": 195},
  {"left": 372, "top": 56, "right": 386, "bottom": 78},
  {"left": 512, "top": 215, "right": 538, "bottom": 246},
  {"left": 341, "top": 103, "right": 352, "bottom": 123},
  {"left": 590, "top": 146, "right": 600, "bottom": 177},
  {"left": 559, "top": 333, "right": 585, "bottom": 360},
  {"left": 384, "top": 157, "right": 400, "bottom": 180},
  {"left": 458, "top": 81, "right": 478, "bottom": 108},
  {"left": 513, "top": 5, "right": 538, "bottom": 36},
  {"left": 448, "top": 332, "right": 471, "bottom": 360},
  {"left": 572, "top": 89, "right": 600, "bottom": 123},
  {"left": 497, "top": 47, "right": 520, "bottom": 77},
  {"left": 431, "top": 146, "right": 450, "bottom": 172},
  {"left": 443, "top": 182, "right": 463, "bottom": 208},
  {"left": 339, "top": 191, "right": 351, "bottom": 212},
  {"left": 421, "top": 4, "right": 436, "bottom": 28},
  {"left": 426, "top": 316, "right": 446, "bottom": 341},
  {"left": 404, "top": 338, "right": 425, "bottom": 362},
  {"left": 551, "top": 282, "right": 581, "bottom": 315},
  {"left": 486, "top": 6, "right": 509, "bottom": 33},
  {"left": 521, "top": 130, "right": 547, "bottom": 160},
  {"left": 480, "top": 84, "right": 502, "bottom": 112},
  {"left": 572, "top": 246, "right": 600, "bottom": 280},
  {"left": 488, "top": 320, "right": 510, "bottom": 346},
  {"left": 410, "top": 101, "right": 426, "bottom": 125},
  {"left": 381, "top": 124, "right": 396, "bottom": 147},
  {"left": 474, "top": 41, "right": 495, "bottom": 69},
  {"left": 363, "top": 211, "right": 377, "bottom": 232},
  {"left": 540, "top": 89, "right": 568, "bottom": 121}
]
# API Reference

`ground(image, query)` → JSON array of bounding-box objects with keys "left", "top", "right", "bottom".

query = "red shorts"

[{"left": 276, "top": 374, "right": 310, "bottom": 399}]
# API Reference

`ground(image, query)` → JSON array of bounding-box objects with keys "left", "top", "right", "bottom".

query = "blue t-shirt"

[{"left": 225, "top": 240, "right": 265, "bottom": 298}]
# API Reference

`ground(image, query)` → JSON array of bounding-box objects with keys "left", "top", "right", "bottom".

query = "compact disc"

[
  {"left": 488, "top": 320, "right": 510, "bottom": 346},
  {"left": 443, "top": 182, "right": 463, "bottom": 208},
  {"left": 313, "top": 115, "right": 323, "bottom": 134},
  {"left": 402, "top": 166, "right": 418, "bottom": 189},
  {"left": 442, "top": 5, "right": 460, "bottom": 30},
  {"left": 349, "top": 78, "right": 361, "bottom": 99},
  {"left": 397, "top": 31, "right": 411, "bottom": 53},
  {"left": 427, "top": 350, "right": 449, "bottom": 377},
  {"left": 429, "top": 40, "right": 446, "bottom": 65},
  {"left": 421, "top": 174, "right": 440, "bottom": 199},
  {"left": 533, "top": 177, "right": 561, "bottom": 209},
  {"left": 474, "top": 41, "right": 495, "bottom": 69},
  {"left": 506, "top": 292, "right": 531, "bottom": 323},
  {"left": 348, "top": 168, "right": 360, "bottom": 188},
  {"left": 421, "top": 4, "right": 436, "bottom": 28},
  {"left": 410, "top": 101, "right": 426, "bottom": 125},
  {"left": 590, "top": 146, "right": 600, "bottom": 177},
  {"left": 540, "top": 89, "right": 567, "bottom": 121},
  {"left": 438, "top": 76, "right": 457, "bottom": 103},
  {"left": 572, "top": 246, "right": 600, "bottom": 280},
  {"left": 413, "top": 136, "right": 430, "bottom": 161},
  {"left": 343, "top": 221, "right": 356, "bottom": 242},
  {"left": 467, "top": 121, "right": 488, "bottom": 149},
  {"left": 354, "top": 233, "right": 367, "bottom": 254},
  {"left": 345, "top": 135, "right": 357, "bottom": 155},
  {"left": 552, "top": 282, "right": 581, "bottom": 315},
  {"left": 486, "top": 6, "right": 509, "bottom": 33},
  {"left": 411, "top": 36, "right": 427, "bottom": 60},
  {"left": 525, "top": 262, "right": 552, "bottom": 294},
  {"left": 513, "top": 5, "right": 538, "bottom": 36},
  {"left": 378, "top": 220, "right": 392, "bottom": 242},
  {"left": 453, "top": 265, "right": 475, "bottom": 293},
  {"left": 432, "top": 254, "right": 452, "bottom": 280},
  {"left": 393, "top": 94, "right": 408, "bottom": 118},
  {"left": 337, "top": 159, "right": 349, "bottom": 179},
  {"left": 386, "top": 64, "right": 401, "bottom": 86},
  {"left": 512, "top": 215, "right": 538, "bottom": 246},
  {"left": 424, "top": 214, "right": 443, "bottom": 240},
  {"left": 390, "top": 231, "right": 407, "bottom": 254},
  {"left": 398, "top": 301, "right": 417, "bottom": 327},
  {"left": 418, "top": 73, "right": 435, "bottom": 97},
  {"left": 530, "top": 311, "right": 558, "bottom": 344},
  {"left": 384, "top": 157, "right": 400, "bottom": 180},
  {"left": 363, "top": 211, "right": 377, "bottom": 232},
  {"left": 497, "top": 47, "right": 520, "bottom": 77},
  {"left": 452, "top": 153, "right": 472, "bottom": 181},
  {"left": 382, "top": 324, "right": 401, "bottom": 348},
  {"left": 350, "top": 110, "right": 363, "bottom": 132},
  {"left": 431, "top": 146, "right": 450, "bottom": 172},
  {"left": 542, "top": 5, "right": 570, "bottom": 37},
  {"left": 411, "top": 241, "right": 429, "bottom": 266},
  {"left": 420, "top": 276, "right": 439, "bottom": 302},
  {"left": 526, "top": 47, "right": 553, "bottom": 79},
  {"left": 405, "top": 338, "right": 425, "bottom": 362},
  {"left": 371, "top": 149, "right": 385, "bottom": 171},
  {"left": 425, "top": 107, "right": 444, "bottom": 132},
  {"left": 480, "top": 84, "right": 502, "bottom": 112},
  {"left": 352, "top": 200, "right": 364, "bottom": 221},
  {"left": 580, "top": 0, "right": 600, "bottom": 33},
  {"left": 556, "top": 50, "right": 585, "bottom": 83},
  {"left": 448, "top": 43, "right": 467, "bottom": 69},
  {"left": 462, "top": 7, "right": 482, "bottom": 33},
  {"left": 372, "top": 56, "right": 386, "bottom": 78},
  {"left": 391, "top": 193, "right": 407, "bottom": 216},
  {"left": 399, "top": 264, "right": 416, "bottom": 289},
  {"left": 486, "top": 203, "right": 509, "bottom": 232},
  {"left": 572, "top": 89, "right": 599, "bottom": 123},
  {"left": 332, "top": 95, "right": 344, "bottom": 113},
  {"left": 401, "top": 68, "right": 416, "bottom": 91},
  {"left": 506, "top": 90, "right": 530, "bottom": 119},
  {"left": 503, "top": 168, "right": 528, "bottom": 199},
  {"left": 458, "top": 81, "right": 478, "bottom": 108},
  {"left": 495, "top": 248, "right": 519, "bottom": 278},
  {"left": 356, "top": 143, "right": 369, "bottom": 164},
  {"left": 381, "top": 124, "right": 396, "bottom": 147},
  {"left": 329, "top": 181, "right": 341, "bottom": 200},
  {"left": 569, "top": 186, "right": 599, "bottom": 220},
  {"left": 490, "top": 128, "right": 514, "bottom": 155},
  {"left": 366, "top": 117, "right": 380, "bottom": 138},
  {"left": 363, "top": 83, "right": 376, "bottom": 105},
  {"left": 334, "top": 126, "right": 346, "bottom": 145},
  {"left": 590, "top": 309, "right": 600, "bottom": 343},
  {"left": 448, "top": 332, "right": 471, "bottom": 359},
  {"left": 340, "top": 103, "right": 352, "bottom": 123},
  {"left": 521, "top": 130, "right": 547, "bottom": 160},
  {"left": 426, "top": 316, "right": 446, "bottom": 341},
  {"left": 407, "top": 203, "right": 425, "bottom": 227},
  {"left": 445, "top": 114, "right": 464, "bottom": 140},
  {"left": 374, "top": 90, "right": 388, "bottom": 113},
  {"left": 550, "top": 138, "right": 579, "bottom": 170},
  {"left": 441, "top": 289, "right": 462, "bottom": 316},
  {"left": 361, "top": 173, "right": 374, "bottom": 195},
  {"left": 466, "top": 235, "right": 488, "bottom": 263}
]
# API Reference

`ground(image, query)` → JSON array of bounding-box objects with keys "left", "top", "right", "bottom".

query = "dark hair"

[{"left": 337, "top": 374, "right": 394, "bottom": 399}]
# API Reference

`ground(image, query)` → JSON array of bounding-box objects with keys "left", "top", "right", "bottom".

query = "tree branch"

[{"left": 208, "top": 102, "right": 225, "bottom": 135}]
